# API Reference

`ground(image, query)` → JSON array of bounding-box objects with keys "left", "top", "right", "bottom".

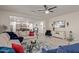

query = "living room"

[{"left": 0, "top": 5, "right": 79, "bottom": 53}]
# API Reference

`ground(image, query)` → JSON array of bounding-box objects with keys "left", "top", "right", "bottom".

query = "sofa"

[
  {"left": 42, "top": 43, "right": 79, "bottom": 53},
  {"left": 0, "top": 32, "right": 24, "bottom": 53}
]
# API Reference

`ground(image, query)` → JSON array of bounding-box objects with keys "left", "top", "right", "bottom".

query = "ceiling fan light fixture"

[{"left": 45, "top": 10, "right": 49, "bottom": 14}]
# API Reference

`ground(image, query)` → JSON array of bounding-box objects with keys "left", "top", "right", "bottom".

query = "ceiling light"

[{"left": 45, "top": 10, "right": 49, "bottom": 14}]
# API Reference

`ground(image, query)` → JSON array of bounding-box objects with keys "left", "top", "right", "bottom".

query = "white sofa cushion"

[
  {"left": 10, "top": 40, "right": 21, "bottom": 45},
  {"left": 0, "top": 33, "right": 11, "bottom": 47}
]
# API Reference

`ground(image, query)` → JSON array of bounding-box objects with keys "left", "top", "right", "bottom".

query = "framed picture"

[{"left": 53, "top": 20, "right": 65, "bottom": 28}]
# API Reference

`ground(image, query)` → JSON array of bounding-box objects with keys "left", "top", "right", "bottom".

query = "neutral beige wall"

[
  {"left": 0, "top": 10, "right": 25, "bottom": 31},
  {"left": 0, "top": 10, "right": 43, "bottom": 32},
  {"left": 49, "top": 11, "right": 79, "bottom": 41}
]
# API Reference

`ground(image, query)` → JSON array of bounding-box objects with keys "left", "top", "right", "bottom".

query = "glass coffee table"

[{"left": 22, "top": 38, "right": 42, "bottom": 53}]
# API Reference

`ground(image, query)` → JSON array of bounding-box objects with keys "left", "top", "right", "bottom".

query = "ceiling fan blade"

[
  {"left": 48, "top": 6, "right": 57, "bottom": 10},
  {"left": 37, "top": 10, "right": 45, "bottom": 11},
  {"left": 49, "top": 11, "right": 53, "bottom": 12},
  {"left": 44, "top": 5, "right": 48, "bottom": 10}
]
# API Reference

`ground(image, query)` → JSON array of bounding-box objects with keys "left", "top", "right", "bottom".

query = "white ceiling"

[{"left": 0, "top": 5, "right": 79, "bottom": 20}]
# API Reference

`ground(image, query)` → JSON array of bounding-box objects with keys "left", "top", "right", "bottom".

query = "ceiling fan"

[{"left": 37, "top": 5, "right": 57, "bottom": 14}]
